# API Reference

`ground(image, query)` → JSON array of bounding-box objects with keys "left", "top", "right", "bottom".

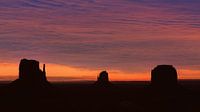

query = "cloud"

[{"left": 0, "top": 0, "right": 200, "bottom": 78}]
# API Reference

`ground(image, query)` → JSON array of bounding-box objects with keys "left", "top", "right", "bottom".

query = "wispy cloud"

[{"left": 0, "top": 0, "right": 200, "bottom": 79}]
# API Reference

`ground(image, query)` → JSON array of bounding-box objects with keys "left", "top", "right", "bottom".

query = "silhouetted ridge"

[
  {"left": 95, "top": 71, "right": 111, "bottom": 86},
  {"left": 11, "top": 59, "right": 50, "bottom": 88},
  {"left": 151, "top": 65, "right": 178, "bottom": 87}
]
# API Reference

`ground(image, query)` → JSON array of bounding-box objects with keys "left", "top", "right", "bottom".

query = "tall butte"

[{"left": 11, "top": 59, "right": 50, "bottom": 88}]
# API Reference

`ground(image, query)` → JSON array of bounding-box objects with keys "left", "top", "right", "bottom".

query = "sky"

[{"left": 0, "top": 0, "right": 200, "bottom": 81}]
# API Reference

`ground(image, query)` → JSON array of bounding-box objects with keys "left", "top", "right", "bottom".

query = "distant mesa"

[
  {"left": 151, "top": 65, "right": 178, "bottom": 88},
  {"left": 11, "top": 59, "right": 50, "bottom": 88},
  {"left": 95, "top": 71, "right": 111, "bottom": 86}
]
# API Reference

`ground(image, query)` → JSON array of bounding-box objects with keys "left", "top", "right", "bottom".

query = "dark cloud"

[{"left": 0, "top": 0, "right": 200, "bottom": 73}]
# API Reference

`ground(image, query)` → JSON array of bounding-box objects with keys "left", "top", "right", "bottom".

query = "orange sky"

[
  {"left": 1, "top": 62, "right": 200, "bottom": 81},
  {"left": 0, "top": 0, "right": 200, "bottom": 81}
]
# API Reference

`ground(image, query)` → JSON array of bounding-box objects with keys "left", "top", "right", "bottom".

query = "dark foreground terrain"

[{"left": 0, "top": 80, "right": 200, "bottom": 112}]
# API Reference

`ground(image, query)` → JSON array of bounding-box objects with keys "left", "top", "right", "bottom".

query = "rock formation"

[
  {"left": 11, "top": 59, "right": 50, "bottom": 88},
  {"left": 151, "top": 65, "right": 178, "bottom": 88},
  {"left": 95, "top": 71, "right": 111, "bottom": 86}
]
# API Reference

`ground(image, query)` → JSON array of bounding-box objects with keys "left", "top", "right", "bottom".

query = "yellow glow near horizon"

[{"left": 0, "top": 62, "right": 200, "bottom": 81}]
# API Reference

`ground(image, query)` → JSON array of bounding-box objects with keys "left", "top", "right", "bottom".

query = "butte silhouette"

[
  {"left": 151, "top": 65, "right": 178, "bottom": 88},
  {"left": 95, "top": 71, "right": 111, "bottom": 87},
  {"left": 11, "top": 59, "right": 50, "bottom": 88}
]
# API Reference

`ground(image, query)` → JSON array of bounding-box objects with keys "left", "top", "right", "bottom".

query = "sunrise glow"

[{"left": 0, "top": 0, "right": 200, "bottom": 81}]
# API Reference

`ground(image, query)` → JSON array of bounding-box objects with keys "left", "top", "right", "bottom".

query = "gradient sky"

[{"left": 0, "top": 0, "right": 200, "bottom": 81}]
